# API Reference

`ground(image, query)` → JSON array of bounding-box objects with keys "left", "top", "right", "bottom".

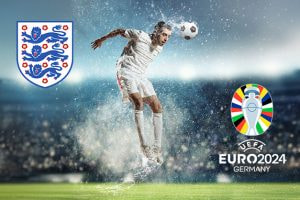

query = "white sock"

[
  {"left": 134, "top": 110, "right": 146, "bottom": 147},
  {"left": 153, "top": 112, "right": 163, "bottom": 148}
]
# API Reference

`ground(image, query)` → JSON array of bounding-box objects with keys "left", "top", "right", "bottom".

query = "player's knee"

[
  {"left": 152, "top": 101, "right": 162, "bottom": 113},
  {"left": 134, "top": 98, "right": 144, "bottom": 110}
]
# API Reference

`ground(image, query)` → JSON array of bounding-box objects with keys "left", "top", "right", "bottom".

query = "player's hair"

[
  {"left": 154, "top": 21, "right": 172, "bottom": 32},
  {"left": 151, "top": 21, "right": 172, "bottom": 39}
]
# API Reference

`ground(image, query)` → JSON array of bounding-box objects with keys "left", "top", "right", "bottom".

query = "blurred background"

[{"left": 0, "top": 0, "right": 299, "bottom": 183}]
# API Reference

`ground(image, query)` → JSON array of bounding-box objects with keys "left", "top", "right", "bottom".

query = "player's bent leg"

[{"left": 129, "top": 93, "right": 152, "bottom": 159}]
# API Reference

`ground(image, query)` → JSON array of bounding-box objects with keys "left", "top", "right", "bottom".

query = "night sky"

[{"left": 1, "top": 0, "right": 300, "bottom": 82}]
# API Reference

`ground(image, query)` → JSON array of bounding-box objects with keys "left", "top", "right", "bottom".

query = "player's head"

[{"left": 152, "top": 21, "right": 172, "bottom": 46}]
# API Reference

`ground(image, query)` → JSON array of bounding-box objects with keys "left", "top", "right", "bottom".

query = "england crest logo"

[{"left": 17, "top": 21, "right": 73, "bottom": 88}]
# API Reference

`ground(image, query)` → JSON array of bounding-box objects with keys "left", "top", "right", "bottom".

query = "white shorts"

[{"left": 116, "top": 70, "right": 156, "bottom": 103}]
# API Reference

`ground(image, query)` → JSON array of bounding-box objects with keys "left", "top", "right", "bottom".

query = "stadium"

[{"left": 0, "top": 74, "right": 299, "bottom": 199}]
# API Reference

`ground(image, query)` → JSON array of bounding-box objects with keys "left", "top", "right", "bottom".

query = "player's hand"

[{"left": 91, "top": 38, "right": 104, "bottom": 50}]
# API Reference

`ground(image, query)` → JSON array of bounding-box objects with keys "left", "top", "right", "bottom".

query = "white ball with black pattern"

[{"left": 179, "top": 22, "right": 198, "bottom": 40}]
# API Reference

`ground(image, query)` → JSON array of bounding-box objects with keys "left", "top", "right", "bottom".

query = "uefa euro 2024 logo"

[
  {"left": 218, "top": 84, "right": 287, "bottom": 173},
  {"left": 17, "top": 21, "right": 73, "bottom": 88},
  {"left": 231, "top": 84, "right": 273, "bottom": 136}
]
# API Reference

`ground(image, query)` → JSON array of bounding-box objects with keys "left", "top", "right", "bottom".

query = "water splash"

[{"left": 73, "top": 96, "right": 187, "bottom": 182}]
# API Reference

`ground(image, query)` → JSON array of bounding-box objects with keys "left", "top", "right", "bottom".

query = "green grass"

[{"left": 0, "top": 183, "right": 299, "bottom": 200}]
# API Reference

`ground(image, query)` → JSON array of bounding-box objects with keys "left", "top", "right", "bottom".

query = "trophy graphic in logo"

[
  {"left": 231, "top": 84, "right": 273, "bottom": 136},
  {"left": 242, "top": 87, "right": 262, "bottom": 136}
]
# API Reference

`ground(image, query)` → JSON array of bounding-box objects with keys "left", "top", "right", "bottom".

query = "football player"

[{"left": 91, "top": 21, "right": 172, "bottom": 164}]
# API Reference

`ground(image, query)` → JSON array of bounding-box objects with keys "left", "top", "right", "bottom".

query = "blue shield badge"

[{"left": 17, "top": 21, "right": 73, "bottom": 88}]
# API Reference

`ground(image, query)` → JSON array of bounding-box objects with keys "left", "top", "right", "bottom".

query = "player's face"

[{"left": 157, "top": 28, "right": 172, "bottom": 46}]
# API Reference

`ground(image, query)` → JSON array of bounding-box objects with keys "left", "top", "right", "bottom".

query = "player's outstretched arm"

[{"left": 91, "top": 28, "right": 126, "bottom": 50}]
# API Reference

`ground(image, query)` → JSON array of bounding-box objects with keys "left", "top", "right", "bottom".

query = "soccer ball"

[{"left": 179, "top": 22, "right": 198, "bottom": 40}]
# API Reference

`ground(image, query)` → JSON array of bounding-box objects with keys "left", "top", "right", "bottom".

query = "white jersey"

[{"left": 116, "top": 29, "right": 163, "bottom": 76}]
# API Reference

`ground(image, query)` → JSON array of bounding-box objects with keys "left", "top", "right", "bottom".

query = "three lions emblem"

[{"left": 17, "top": 21, "right": 73, "bottom": 88}]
